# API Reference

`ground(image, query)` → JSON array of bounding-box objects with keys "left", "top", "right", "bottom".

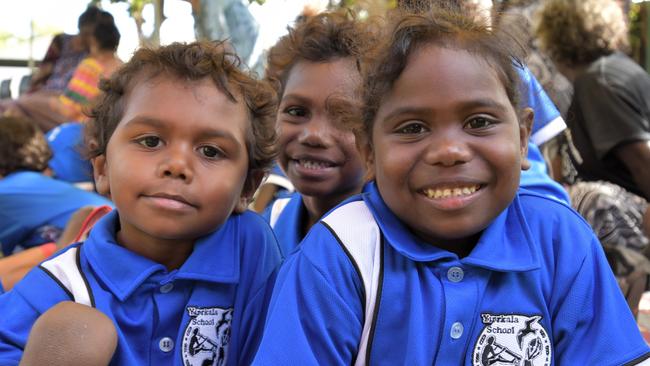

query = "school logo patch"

[
  {"left": 472, "top": 313, "right": 551, "bottom": 366},
  {"left": 182, "top": 306, "right": 233, "bottom": 366}
]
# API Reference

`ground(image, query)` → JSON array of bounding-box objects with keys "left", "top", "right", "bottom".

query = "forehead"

[
  {"left": 283, "top": 58, "right": 359, "bottom": 99},
  {"left": 380, "top": 44, "right": 511, "bottom": 112},
  {"left": 119, "top": 76, "right": 249, "bottom": 141}
]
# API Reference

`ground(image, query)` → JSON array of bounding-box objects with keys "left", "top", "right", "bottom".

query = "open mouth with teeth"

[
  {"left": 296, "top": 159, "right": 335, "bottom": 170},
  {"left": 421, "top": 184, "right": 482, "bottom": 199}
]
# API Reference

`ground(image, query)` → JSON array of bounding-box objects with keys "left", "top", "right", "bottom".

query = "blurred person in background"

[
  {"left": 536, "top": 0, "right": 650, "bottom": 201},
  {"left": 2, "top": 10, "right": 122, "bottom": 131},
  {"left": 537, "top": 0, "right": 650, "bottom": 316}
]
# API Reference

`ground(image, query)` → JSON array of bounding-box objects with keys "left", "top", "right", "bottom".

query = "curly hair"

[
  {"left": 0, "top": 116, "right": 52, "bottom": 176},
  {"left": 86, "top": 41, "right": 278, "bottom": 176},
  {"left": 264, "top": 11, "right": 376, "bottom": 97},
  {"left": 352, "top": 6, "right": 527, "bottom": 147},
  {"left": 535, "top": 0, "right": 628, "bottom": 67}
]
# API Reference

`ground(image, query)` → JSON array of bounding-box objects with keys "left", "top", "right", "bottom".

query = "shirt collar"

[
  {"left": 363, "top": 182, "right": 539, "bottom": 272},
  {"left": 84, "top": 210, "right": 241, "bottom": 301}
]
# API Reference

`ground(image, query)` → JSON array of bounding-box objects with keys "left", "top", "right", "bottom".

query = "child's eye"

[
  {"left": 285, "top": 106, "right": 308, "bottom": 118},
  {"left": 199, "top": 145, "right": 223, "bottom": 159},
  {"left": 396, "top": 122, "right": 428, "bottom": 135},
  {"left": 137, "top": 136, "right": 162, "bottom": 148},
  {"left": 464, "top": 117, "right": 495, "bottom": 130}
]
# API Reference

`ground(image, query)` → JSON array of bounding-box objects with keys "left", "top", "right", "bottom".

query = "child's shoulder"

[
  {"left": 229, "top": 210, "right": 281, "bottom": 259},
  {"left": 320, "top": 194, "right": 372, "bottom": 230},
  {"left": 232, "top": 209, "right": 275, "bottom": 235},
  {"left": 517, "top": 188, "right": 589, "bottom": 227},
  {"left": 8, "top": 243, "right": 85, "bottom": 312},
  {"left": 516, "top": 188, "right": 599, "bottom": 257}
]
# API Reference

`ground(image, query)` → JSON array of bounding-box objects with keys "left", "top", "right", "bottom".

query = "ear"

[
  {"left": 233, "top": 169, "right": 265, "bottom": 214},
  {"left": 91, "top": 155, "right": 111, "bottom": 198},
  {"left": 519, "top": 108, "right": 533, "bottom": 171},
  {"left": 357, "top": 134, "right": 375, "bottom": 182}
]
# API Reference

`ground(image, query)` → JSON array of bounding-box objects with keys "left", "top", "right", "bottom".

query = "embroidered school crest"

[
  {"left": 472, "top": 313, "right": 551, "bottom": 366},
  {"left": 182, "top": 306, "right": 233, "bottom": 366}
]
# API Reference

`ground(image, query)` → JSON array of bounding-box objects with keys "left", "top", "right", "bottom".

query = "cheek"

[
  {"left": 338, "top": 130, "right": 360, "bottom": 158},
  {"left": 277, "top": 124, "right": 299, "bottom": 153}
]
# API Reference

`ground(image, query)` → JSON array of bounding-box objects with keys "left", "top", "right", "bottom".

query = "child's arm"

[
  {"left": 0, "top": 243, "right": 56, "bottom": 291},
  {"left": 19, "top": 301, "right": 117, "bottom": 366},
  {"left": 252, "top": 223, "right": 365, "bottom": 365},
  {"left": 0, "top": 265, "right": 72, "bottom": 363}
]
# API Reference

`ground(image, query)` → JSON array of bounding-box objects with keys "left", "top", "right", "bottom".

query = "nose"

[
  {"left": 424, "top": 132, "right": 472, "bottom": 167},
  {"left": 297, "top": 115, "right": 335, "bottom": 148},
  {"left": 157, "top": 145, "right": 193, "bottom": 182}
]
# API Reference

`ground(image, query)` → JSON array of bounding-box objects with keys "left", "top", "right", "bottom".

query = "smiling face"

[
  {"left": 277, "top": 58, "right": 365, "bottom": 208},
  {"left": 92, "top": 76, "right": 251, "bottom": 254},
  {"left": 369, "top": 45, "right": 530, "bottom": 253}
]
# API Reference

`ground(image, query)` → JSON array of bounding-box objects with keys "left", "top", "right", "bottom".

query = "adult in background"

[
  {"left": 2, "top": 11, "right": 122, "bottom": 131},
  {"left": 536, "top": 0, "right": 650, "bottom": 316},
  {"left": 536, "top": 0, "right": 650, "bottom": 201},
  {"left": 28, "top": 6, "right": 102, "bottom": 94}
]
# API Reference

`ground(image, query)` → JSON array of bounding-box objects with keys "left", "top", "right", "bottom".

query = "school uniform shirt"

[
  {"left": 253, "top": 182, "right": 650, "bottom": 365},
  {"left": 263, "top": 184, "right": 373, "bottom": 257},
  {"left": 0, "top": 171, "right": 113, "bottom": 255},
  {"left": 46, "top": 122, "right": 93, "bottom": 184},
  {"left": 518, "top": 66, "right": 570, "bottom": 204},
  {"left": 262, "top": 192, "right": 305, "bottom": 257},
  {"left": 0, "top": 209, "right": 282, "bottom": 366}
]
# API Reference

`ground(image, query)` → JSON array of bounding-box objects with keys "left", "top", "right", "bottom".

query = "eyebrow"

[
  {"left": 381, "top": 98, "right": 510, "bottom": 122},
  {"left": 279, "top": 93, "right": 311, "bottom": 106},
  {"left": 123, "top": 116, "right": 241, "bottom": 142}
]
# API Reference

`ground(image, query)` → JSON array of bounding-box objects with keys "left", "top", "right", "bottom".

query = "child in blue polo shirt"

[
  {"left": 0, "top": 116, "right": 112, "bottom": 256},
  {"left": 253, "top": 7, "right": 650, "bottom": 365},
  {"left": 0, "top": 41, "right": 282, "bottom": 366},
  {"left": 261, "top": 12, "right": 372, "bottom": 255}
]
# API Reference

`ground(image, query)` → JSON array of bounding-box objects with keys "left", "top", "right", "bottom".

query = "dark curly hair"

[
  {"left": 86, "top": 41, "right": 278, "bottom": 177},
  {"left": 0, "top": 116, "right": 52, "bottom": 176},
  {"left": 353, "top": 6, "right": 527, "bottom": 147},
  {"left": 265, "top": 11, "right": 377, "bottom": 98}
]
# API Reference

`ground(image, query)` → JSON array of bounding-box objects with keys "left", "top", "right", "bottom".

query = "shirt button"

[
  {"left": 447, "top": 266, "right": 464, "bottom": 283},
  {"left": 159, "top": 337, "right": 174, "bottom": 352},
  {"left": 450, "top": 322, "right": 464, "bottom": 339},
  {"left": 160, "top": 282, "right": 174, "bottom": 293}
]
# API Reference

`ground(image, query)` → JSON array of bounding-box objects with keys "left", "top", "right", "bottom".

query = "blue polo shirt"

[
  {"left": 262, "top": 192, "right": 305, "bottom": 257},
  {"left": 253, "top": 183, "right": 649, "bottom": 365},
  {"left": 0, "top": 210, "right": 282, "bottom": 365},
  {"left": 46, "top": 122, "right": 93, "bottom": 184},
  {"left": 263, "top": 184, "right": 373, "bottom": 257},
  {"left": 519, "top": 66, "right": 569, "bottom": 203},
  {"left": 0, "top": 171, "right": 113, "bottom": 255}
]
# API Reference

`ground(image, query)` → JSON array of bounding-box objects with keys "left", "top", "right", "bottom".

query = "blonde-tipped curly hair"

[{"left": 535, "top": 0, "right": 628, "bottom": 67}]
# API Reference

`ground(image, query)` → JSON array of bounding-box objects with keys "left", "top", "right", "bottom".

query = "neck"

[
  {"left": 91, "top": 49, "right": 115, "bottom": 61},
  {"left": 429, "top": 232, "right": 482, "bottom": 259}
]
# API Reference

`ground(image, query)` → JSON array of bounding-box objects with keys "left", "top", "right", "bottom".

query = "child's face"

[
  {"left": 277, "top": 58, "right": 364, "bottom": 203},
  {"left": 92, "top": 76, "right": 251, "bottom": 249},
  {"left": 369, "top": 45, "right": 530, "bottom": 247}
]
